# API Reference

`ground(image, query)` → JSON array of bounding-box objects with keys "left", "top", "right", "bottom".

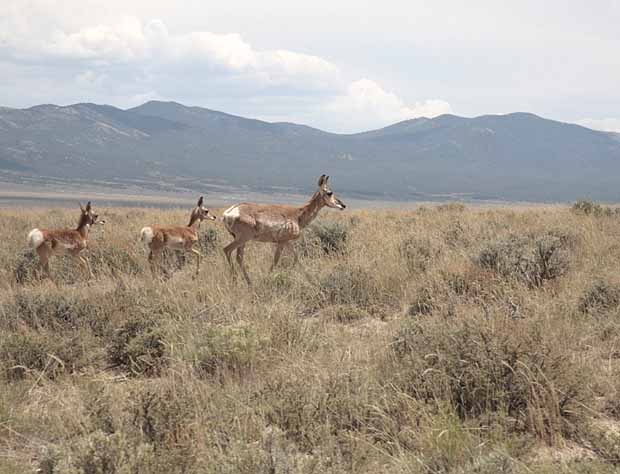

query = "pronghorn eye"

[{"left": 326, "top": 191, "right": 333, "bottom": 197}]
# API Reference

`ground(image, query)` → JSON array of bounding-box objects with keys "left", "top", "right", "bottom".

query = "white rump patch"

[
  {"left": 140, "top": 226, "right": 154, "bottom": 246},
  {"left": 27, "top": 228, "right": 44, "bottom": 249},
  {"left": 222, "top": 205, "right": 241, "bottom": 233},
  {"left": 223, "top": 205, "right": 240, "bottom": 219}
]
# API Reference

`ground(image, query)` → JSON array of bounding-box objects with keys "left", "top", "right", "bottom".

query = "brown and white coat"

[
  {"left": 27, "top": 201, "right": 104, "bottom": 280},
  {"left": 140, "top": 196, "right": 216, "bottom": 277},
  {"left": 222, "top": 174, "right": 346, "bottom": 284}
]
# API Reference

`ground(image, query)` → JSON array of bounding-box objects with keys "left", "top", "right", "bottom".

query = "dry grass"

[{"left": 1, "top": 203, "right": 620, "bottom": 472}]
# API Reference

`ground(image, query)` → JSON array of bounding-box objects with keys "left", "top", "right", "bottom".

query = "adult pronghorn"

[
  {"left": 140, "top": 196, "right": 216, "bottom": 277},
  {"left": 27, "top": 201, "right": 104, "bottom": 281},
  {"left": 222, "top": 174, "right": 346, "bottom": 285}
]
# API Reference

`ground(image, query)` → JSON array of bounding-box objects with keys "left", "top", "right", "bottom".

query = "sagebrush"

[{"left": 0, "top": 203, "right": 619, "bottom": 473}]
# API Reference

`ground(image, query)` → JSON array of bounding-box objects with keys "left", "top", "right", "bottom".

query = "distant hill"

[{"left": 1, "top": 100, "right": 620, "bottom": 202}]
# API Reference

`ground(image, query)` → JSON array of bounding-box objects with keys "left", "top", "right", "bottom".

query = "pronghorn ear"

[
  {"left": 197, "top": 196, "right": 204, "bottom": 207},
  {"left": 79, "top": 202, "right": 85, "bottom": 212},
  {"left": 318, "top": 174, "right": 327, "bottom": 187}
]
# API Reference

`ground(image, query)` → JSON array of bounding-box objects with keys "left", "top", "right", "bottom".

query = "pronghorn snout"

[{"left": 336, "top": 199, "right": 346, "bottom": 210}]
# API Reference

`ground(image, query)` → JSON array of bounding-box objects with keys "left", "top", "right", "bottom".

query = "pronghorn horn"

[
  {"left": 197, "top": 196, "right": 204, "bottom": 207},
  {"left": 85, "top": 201, "right": 91, "bottom": 212},
  {"left": 318, "top": 174, "right": 327, "bottom": 187}
]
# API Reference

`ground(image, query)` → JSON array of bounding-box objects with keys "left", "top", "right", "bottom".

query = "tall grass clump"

[
  {"left": 578, "top": 281, "right": 620, "bottom": 316},
  {"left": 1, "top": 204, "right": 619, "bottom": 472},
  {"left": 476, "top": 231, "right": 572, "bottom": 287},
  {"left": 300, "top": 219, "right": 349, "bottom": 256},
  {"left": 400, "top": 236, "right": 439, "bottom": 273},
  {"left": 107, "top": 314, "right": 168, "bottom": 376},
  {"left": 390, "top": 309, "right": 592, "bottom": 445},
  {"left": 571, "top": 199, "right": 616, "bottom": 217}
]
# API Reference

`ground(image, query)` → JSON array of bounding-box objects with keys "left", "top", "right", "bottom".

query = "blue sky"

[{"left": 1, "top": 0, "right": 618, "bottom": 133}]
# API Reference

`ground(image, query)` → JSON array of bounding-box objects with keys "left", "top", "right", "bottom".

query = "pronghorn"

[
  {"left": 27, "top": 201, "right": 105, "bottom": 281},
  {"left": 140, "top": 196, "right": 216, "bottom": 277},
  {"left": 222, "top": 174, "right": 346, "bottom": 284}
]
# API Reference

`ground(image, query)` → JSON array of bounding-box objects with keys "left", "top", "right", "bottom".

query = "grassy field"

[{"left": 2, "top": 202, "right": 620, "bottom": 473}]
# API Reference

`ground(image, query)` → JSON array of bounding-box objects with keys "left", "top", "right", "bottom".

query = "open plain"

[{"left": 2, "top": 202, "right": 620, "bottom": 473}]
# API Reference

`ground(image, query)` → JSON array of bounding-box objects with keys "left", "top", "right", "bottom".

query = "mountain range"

[{"left": 1, "top": 100, "right": 620, "bottom": 202}]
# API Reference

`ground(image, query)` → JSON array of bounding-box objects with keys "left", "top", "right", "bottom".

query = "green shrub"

[
  {"left": 0, "top": 330, "right": 87, "bottom": 380},
  {"left": 301, "top": 220, "right": 349, "bottom": 256},
  {"left": 14, "top": 249, "right": 38, "bottom": 284},
  {"left": 571, "top": 200, "right": 616, "bottom": 217},
  {"left": 400, "top": 237, "right": 439, "bottom": 273},
  {"left": 107, "top": 315, "right": 167, "bottom": 376},
  {"left": 443, "top": 220, "right": 470, "bottom": 248},
  {"left": 47, "top": 431, "right": 190, "bottom": 474},
  {"left": 127, "top": 384, "right": 194, "bottom": 447},
  {"left": 320, "top": 304, "right": 370, "bottom": 323},
  {"left": 319, "top": 265, "right": 394, "bottom": 310},
  {"left": 71, "top": 431, "right": 134, "bottom": 474},
  {"left": 11, "top": 291, "right": 95, "bottom": 330},
  {"left": 437, "top": 202, "right": 466, "bottom": 213},
  {"left": 260, "top": 270, "right": 295, "bottom": 293},
  {"left": 193, "top": 323, "right": 267, "bottom": 377},
  {"left": 261, "top": 367, "right": 376, "bottom": 453},
  {"left": 13, "top": 250, "right": 82, "bottom": 284},
  {"left": 477, "top": 232, "right": 571, "bottom": 288},
  {"left": 578, "top": 281, "right": 620, "bottom": 315},
  {"left": 88, "top": 245, "right": 143, "bottom": 277},
  {"left": 391, "top": 313, "right": 591, "bottom": 444},
  {"left": 51, "top": 431, "right": 195, "bottom": 474},
  {"left": 407, "top": 286, "right": 436, "bottom": 316},
  {"left": 445, "top": 271, "right": 481, "bottom": 299},
  {"left": 199, "top": 227, "right": 219, "bottom": 254},
  {"left": 84, "top": 384, "right": 116, "bottom": 435}
]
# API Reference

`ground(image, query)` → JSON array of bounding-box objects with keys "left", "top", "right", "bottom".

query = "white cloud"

[
  {"left": 1, "top": 0, "right": 619, "bottom": 130},
  {"left": 328, "top": 79, "right": 452, "bottom": 130},
  {"left": 0, "top": 13, "right": 450, "bottom": 132},
  {"left": 37, "top": 18, "right": 343, "bottom": 91},
  {"left": 577, "top": 118, "right": 620, "bottom": 134},
  {"left": 48, "top": 17, "right": 149, "bottom": 61}
]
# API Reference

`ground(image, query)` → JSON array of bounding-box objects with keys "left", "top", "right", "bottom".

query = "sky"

[{"left": 1, "top": 0, "right": 619, "bottom": 133}]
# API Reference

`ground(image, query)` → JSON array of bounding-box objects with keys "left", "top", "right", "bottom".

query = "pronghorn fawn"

[
  {"left": 222, "top": 174, "right": 346, "bottom": 285},
  {"left": 140, "top": 196, "right": 216, "bottom": 277},
  {"left": 27, "top": 201, "right": 105, "bottom": 282}
]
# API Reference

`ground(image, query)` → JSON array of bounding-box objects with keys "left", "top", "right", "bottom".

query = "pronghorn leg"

[
  {"left": 76, "top": 255, "right": 93, "bottom": 279},
  {"left": 190, "top": 248, "right": 203, "bottom": 278},
  {"left": 270, "top": 243, "right": 285, "bottom": 272},
  {"left": 148, "top": 249, "right": 163, "bottom": 277},
  {"left": 148, "top": 250, "right": 156, "bottom": 274},
  {"left": 72, "top": 250, "right": 94, "bottom": 279},
  {"left": 69, "top": 248, "right": 90, "bottom": 280},
  {"left": 224, "top": 240, "right": 239, "bottom": 268},
  {"left": 236, "top": 244, "right": 251, "bottom": 286},
  {"left": 224, "top": 239, "right": 245, "bottom": 278},
  {"left": 36, "top": 245, "right": 53, "bottom": 283}
]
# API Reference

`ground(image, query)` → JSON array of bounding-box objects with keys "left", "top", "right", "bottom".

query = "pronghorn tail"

[
  {"left": 222, "top": 205, "right": 240, "bottom": 234},
  {"left": 140, "top": 226, "right": 154, "bottom": 246},
  {"left": 27, "top": 229, "right": 44, "bottom": 249}
]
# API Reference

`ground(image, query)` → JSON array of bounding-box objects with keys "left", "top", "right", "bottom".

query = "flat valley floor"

[{"left": 1, "top": 202, "right": 619, "bottom": 473}]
